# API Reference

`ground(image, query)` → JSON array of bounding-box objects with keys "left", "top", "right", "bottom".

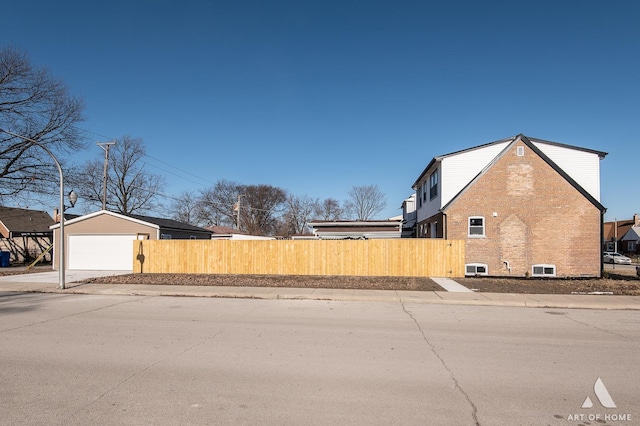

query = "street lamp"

[
  {"left": 0, "top": 128, "right": 70, "bottom": 289},
  {"left": 67, "top": 190, "right": 78, "bottom": 210}
]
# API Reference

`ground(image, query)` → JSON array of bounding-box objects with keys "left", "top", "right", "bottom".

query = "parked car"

[{"left": 603, "top": 252, "right": 632, "bottom": 264}]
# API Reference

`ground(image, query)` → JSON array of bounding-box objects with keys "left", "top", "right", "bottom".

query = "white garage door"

[{"left": 68, "top": 235, "right": 136, "bottom": 270}]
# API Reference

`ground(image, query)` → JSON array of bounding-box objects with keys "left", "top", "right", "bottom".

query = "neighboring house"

[
  {"left": 0, "top": 206, "right": 55, "bottom": 264},
  {"left": 307, "top": 219, "right": 402, "bottom": 240},
  {"left": 620, "top": 224, "right": 640, "bottom": 257},
  {"left": 401, "top": 194, "right": 417, "bottom": 238},
  {"left": 51, "top": 210, "right": 212, "bottom": 270},
  {"left": 603, "top": 214, "right": 639, "bottom": 252},
  {"left": 290, "top": 233, "right": 317, "bottom": 240},
  {"left": 206, "top": 225, "right": 275, "bottom": 240},
  {"left": 411, "top": 134, "right": 607, "bottom": 277}
]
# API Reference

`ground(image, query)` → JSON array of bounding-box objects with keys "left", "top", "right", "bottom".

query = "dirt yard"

[
  {"left": 3, "top": 264, "right": 639, "bottom": 295},
  {"left": 83, "top": 270, "right": 640, "bottom": 296}
]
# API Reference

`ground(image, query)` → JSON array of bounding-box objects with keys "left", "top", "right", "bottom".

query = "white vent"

[{"left": 516, "top": 146, "right": 525, "bottom": 157}]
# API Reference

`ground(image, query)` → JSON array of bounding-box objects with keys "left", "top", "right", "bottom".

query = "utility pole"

[
  {"left": 234, "top": 194, "right": 244, "bottom": 230},
  {"left": 97, "top": 141, "right": 116, "bottom": 210}
]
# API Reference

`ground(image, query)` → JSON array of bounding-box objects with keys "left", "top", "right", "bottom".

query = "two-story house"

[{"left": 411, "top": 134, "right": 607, "bottom": 277}]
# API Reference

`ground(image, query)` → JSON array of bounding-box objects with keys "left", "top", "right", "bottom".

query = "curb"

[{"left": 2, "top": 282, "right": 639, "bottom": 310}]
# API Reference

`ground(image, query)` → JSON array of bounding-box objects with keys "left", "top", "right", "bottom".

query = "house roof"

[
  {"left": 307, "top": 219, "right": 402, "bottom": 239},
  {"left": 124, "top": 213, "right": 211, "bottom": 234},
  {"left": 412, "top": 134, "right": 608, "bottom": 189},
  {"left": 0, "top": 206, "right": 55, "bottom": 237},
  {"left": 205, "top": 225, "right": 247, "bottom": 235},
  {"left": 308, "top": 219, "right": 402, "bottom": 228},
  {"left": 417, "top": 134, "right": 606, "bottom": 213},
  {"left": 604, "top": 215, "right": 640, "bottom": 241},
  {"left": 604, "top": 220, "right": 633, "bottom": 241},
  {"left": 51, "top": 210, "right": 211, "bottom": 234},
  {"left": 621, "top": 226, "right": 640, "bottom": 242}
]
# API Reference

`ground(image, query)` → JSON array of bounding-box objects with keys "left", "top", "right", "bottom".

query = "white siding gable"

[
  {"left": 532, "top": 141, "right": 602, "bottom": 201},
  {"left": 416, "top": 142, "right": 510, "bottom": 223},
  {"left": 441, "top": 142, "right": 510, "bottom": 207}
]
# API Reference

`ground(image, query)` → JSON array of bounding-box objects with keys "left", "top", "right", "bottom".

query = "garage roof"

[{"left": 50, "top": 210, "right": 211, "bottom": 236}]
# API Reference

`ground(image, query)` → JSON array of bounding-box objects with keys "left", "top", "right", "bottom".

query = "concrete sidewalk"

[{"left": 1, "top": 279, "right": 639, "bottom": 310}]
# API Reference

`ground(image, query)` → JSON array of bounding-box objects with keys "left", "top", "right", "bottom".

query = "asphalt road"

[{"left": 1, "top": 293, "right": 638, "bottom": 426}]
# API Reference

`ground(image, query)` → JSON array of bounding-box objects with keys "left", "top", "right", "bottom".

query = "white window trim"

[
  {"left": 468, "top": 216, "right": 485, "bottom": 238},
  {"left": 429, "top": 169, "right": 438, "bottom": 200},
  {"left": 465, "top": 263, "right": 488, "bottom": 276},
  {"left": 516, "top": 146, "right": 525, "bottom": 157},
  {"left": 532, "top": 264, "right": 556, "bottom": 277}
]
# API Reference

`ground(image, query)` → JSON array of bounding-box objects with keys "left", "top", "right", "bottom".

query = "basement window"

[
  {"left": 465, "top": 263, "right": 488, "bottom": 276},
  {"left": 532, "top": 264, "right": 556, "bottom": 277}
]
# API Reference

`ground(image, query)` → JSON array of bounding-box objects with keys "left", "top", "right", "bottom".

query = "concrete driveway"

[{"left": 0, "top": 269, "right": 132, "bottom": 284}]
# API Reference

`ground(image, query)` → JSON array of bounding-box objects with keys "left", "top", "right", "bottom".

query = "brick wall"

[{"left": 445, "top": 140, "right": 602, "bottom": 277}]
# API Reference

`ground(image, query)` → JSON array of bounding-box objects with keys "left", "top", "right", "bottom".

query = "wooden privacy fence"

[{"left": 133, "top": 239, "right": 465, "bottom": 278}]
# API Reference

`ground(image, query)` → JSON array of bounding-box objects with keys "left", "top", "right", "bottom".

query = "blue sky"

[{"left": 2, "top": 0, "right": 638, "bottom": 221}]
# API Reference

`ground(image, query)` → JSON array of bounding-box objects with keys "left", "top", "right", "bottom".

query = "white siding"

[
  {"left": 416, "top": 142, "right": 509, "bottom": 223},
  {"left": 533, "top": 142, "right": 602, "bottom": 201},
  {"left": 441, "top": 142, "right": 510, "bottom": 206}
]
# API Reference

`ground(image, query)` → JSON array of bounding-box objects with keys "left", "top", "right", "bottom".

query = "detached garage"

[{"left": 51, "top": 210, "right": 212, "bottom": 270}]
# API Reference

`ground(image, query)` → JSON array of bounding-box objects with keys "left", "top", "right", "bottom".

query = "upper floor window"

[
  {"left": 429, "top": 169, "right": 438, "bottom": 200},
  {"left": 422, "top": 181, "right": 427, "bottom": 202},
  {"left": 468, "top": 216, "right": 485, "bottom": 237}
]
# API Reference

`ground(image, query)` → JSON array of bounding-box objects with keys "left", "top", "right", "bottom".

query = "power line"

[{"left": 75, "top": 125, "right": 217, "bottom": 189}]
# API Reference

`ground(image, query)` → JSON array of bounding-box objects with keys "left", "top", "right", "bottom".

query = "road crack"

[
  {"left": 401, "top": 302, "right": 480, "bottom": 426},
  {"left": 564, "top": 314, "right": 636, "bottom": 341}
]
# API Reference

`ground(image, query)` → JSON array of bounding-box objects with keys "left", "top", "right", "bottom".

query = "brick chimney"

[
  {"left": 53, "top": 208, "right": 60, "bottom": 223},
  {"left": 635, "top": 213, "right": 640, "bottom": 226}
]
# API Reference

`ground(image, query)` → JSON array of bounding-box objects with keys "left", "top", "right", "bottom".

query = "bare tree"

[
  {"left": 314, "top": 198, "right": 344, "bottom": 220},
  {"left": 198, "top": 181, "right": 287, "bottom": 235},
  {"left": 198, "top": 179, "right": 241, "bottom": 227},
  {"left": 281, "top": 194, "right": 319, "bottom": 237},
  {"left": 344, "top": 185, "right": 387, "bottom": 220},
  {"left": 171, "top": 190, "right": 202, "bottom": 226},
  {"left": 239, "top": 184, "right": 287, "bottom": 236},
  {"left": 72, "top": 136, "right": 165, "bottom": 214},
  {"left": 0, "top": 46, "right": 85, "bottom": 202}
]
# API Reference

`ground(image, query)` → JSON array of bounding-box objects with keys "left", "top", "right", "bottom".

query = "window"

[
  {"left": 429, "top": 169, "right": 438, "bottom": 200},
  {"left": 629, "top": 241, "right": 637, "bottom": 251},
  {"left": 160, "top": 234, "right": 172, "bottom": 240},
  {"left": 465, "top": 263, "right": 488, "bottom": 276},
  {"left": 422, "top": 182, "right": 427, "bottom": 202},
  {"left": 516, "top": 146, "right": 525, "bottom": 157},
  {"left": 532, "top": 264, "right": 556, "bottom": 277},
  {"left": 468, "top": 216, "right": 485, "bottom": 237}
]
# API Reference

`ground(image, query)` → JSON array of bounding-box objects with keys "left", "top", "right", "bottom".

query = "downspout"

[
  {"left": 441, "top": 210, "right": 447, "bottom": 239},
  {"left": 600, "top": 209, "right": 606, "bottom": 278}
]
